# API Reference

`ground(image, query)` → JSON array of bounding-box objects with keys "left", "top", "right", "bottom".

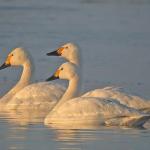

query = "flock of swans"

[{"left": 0, "top": 43, "right": 150, "bottom": 128}]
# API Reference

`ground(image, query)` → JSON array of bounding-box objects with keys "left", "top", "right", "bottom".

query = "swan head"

[
  {"left": 0, "top": 47, "right": 29, "bottom": 70},
  {"left": 46, "top": 62, "right": 78, "bottom": 81},
  {"left": 47, "top": 43, "right": 80, "bottom": 65}
]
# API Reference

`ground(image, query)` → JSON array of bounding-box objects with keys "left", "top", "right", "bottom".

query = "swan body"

[
  {"left": 44, "top": 62, "right": 150, "bottom": 127},
  {"left": 0, "top": 47, "right": 65, "bottom": 112},
  {"left": 5, "top": 82, "right": 65, "bottom": 111},
  {"left": 82, "top": 87, "right": 150, "bottom": 112},
  {"left": 47, "top": 43, "right": 150, "bottom": 112},
  {"left": 45, "top": 97, "right": 149, "bottom": 127}
]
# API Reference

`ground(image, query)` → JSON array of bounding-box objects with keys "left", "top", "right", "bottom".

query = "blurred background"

[{"left": 0, "top": 0, "right": 150, "bottom": 98}]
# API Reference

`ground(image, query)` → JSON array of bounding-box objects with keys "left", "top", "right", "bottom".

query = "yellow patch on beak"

[
  {"left": 54, "top": 69, "right": 61, "bottom": 77},
  {"left": 5, "top": 54, "right": 12, "bottom": 65},
  {"left": 57, "top": 47, "right": 64, "bottom": 55}
]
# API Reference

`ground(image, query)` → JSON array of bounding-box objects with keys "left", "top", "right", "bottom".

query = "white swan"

[
  {"left": 0, "top": 47, "right": 65, "bottom": 112},
  {"left": 47, "top": 43, "right": 150, "bottom": 112},
  {"left": 44, "top": 62, "right": 150, "bottom": 127}
]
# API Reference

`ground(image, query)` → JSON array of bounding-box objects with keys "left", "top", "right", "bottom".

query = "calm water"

[
  {"left": 0, "top": 116, "right": 150, "bottom": 150},
  {"left": 0, "top": 0, "right": 150, "bottom": 150}
]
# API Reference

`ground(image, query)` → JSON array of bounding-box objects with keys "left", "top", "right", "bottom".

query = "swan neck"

[
  {"left": 0, "top": 59, "right": 32, "bottom": 104},
  {"left": 70, "top": 57, "right": 80, "bottom": 66},
  {"left": 19, "top": 59, "right": 32, "bottom": 85},
  {"left": 66, "top": 51, "right": 80, "bottom": 66},
  {"left": 63, "top": 74, "right": 79, "bottom": 99},
  {"left": 52, "top": 74, "right": 79, "bottom": 111}
]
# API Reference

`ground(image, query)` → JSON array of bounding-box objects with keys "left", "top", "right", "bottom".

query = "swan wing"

[
  {"left": 82, "top": 88, "right": 150, "bottom": 111},
  {"left": 6, "top": 82, "right": 65, "bottom": 111},
  {"left": 45, "top": 97, "right": 149, "bottom": 127}
]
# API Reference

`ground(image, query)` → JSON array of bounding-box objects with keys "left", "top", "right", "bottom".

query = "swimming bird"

[
  {"left": 46, "top": 43, "right": 150, "bottom": 112},
  {"left": 0, "top": 47, "right": 65, "bottom": 112},
  {"left": 44, "top": 62, "right": 150, "bottom": 127}
]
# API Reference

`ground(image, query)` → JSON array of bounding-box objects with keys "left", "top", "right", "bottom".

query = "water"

[
  {"left": 0, "top": 115, "right": 150, "bottom": 150},
  {"left": 0, "top": 0, "right": 150, "bottom": 150}
]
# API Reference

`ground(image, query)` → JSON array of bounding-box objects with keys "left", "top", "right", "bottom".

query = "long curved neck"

[
  {"left": 66, "top": 50, "right": 80, "bottom": 66},
  {"left": 52, "top": 74, "right": 79, "bottom": 111},
  {"left": 18, "top": 59, "right": 32, "bottom": 87},
  {"left": 0, "top": 59, "right": 32, "bottom": 104}
]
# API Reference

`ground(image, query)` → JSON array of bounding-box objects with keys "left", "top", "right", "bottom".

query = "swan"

[
  {"left": 0, "top": 47, "right": 65, "bottom": 112},
  {"left": 46, "top": 43, "right": 150, "bottom": 112},
  {"left": 44, "top": 62, "right": 150, "bottom": 127}
]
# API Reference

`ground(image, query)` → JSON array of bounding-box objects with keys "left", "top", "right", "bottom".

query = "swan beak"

[
  {"left": 46, "top": 69, "right": 60, "bottom": 81},
  {"left": 46, "top": 47, "right": 64, "bottom": 56},
  {"left": 46, "top": 50, "right": 59, "bottom": 56},
  {"left": 0, "top": 63, "right": 10, "bottom": 70},
  {"left": 46, "top": 75, "right": 59, "bottom": 81},
  {"left": 0, "top": 54, "right": 12, "bottom": 70}
]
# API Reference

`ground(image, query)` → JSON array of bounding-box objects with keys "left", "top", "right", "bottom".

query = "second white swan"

[{"left": 44, "top": 62, "right": 150, "bottom": 127}]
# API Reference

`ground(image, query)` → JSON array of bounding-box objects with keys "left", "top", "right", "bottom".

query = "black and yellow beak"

[
  {"left": 46, "top": 75, "right": 59, "bottom": 81},
  {"left": 46, "top": 47, "right": 64, "bottom": 56},
  {"left": 0, "top": 54, "right": 12, "bottom": 70},
  {"left": 0, "top": 63, "right": 10, "bottom": 70},
  {"left": 46, "top": 69, "right": 60, "bottom": 81}
]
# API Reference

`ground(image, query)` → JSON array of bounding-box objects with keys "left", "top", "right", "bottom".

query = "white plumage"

[
  {"left": 5, "top": 82, "right": 65, "bottom": 111},
  {"left": 44, "top": 62, "right": 150, "bottom": 127},
  {"left": 82, "top": 87, "right": 150, "bottom": 112},
  {"left": 0, "top": 47, "right": 65, "bottom": 112},
  {"left": 47, "top": 43, "right": 150, "bottom": 112}
]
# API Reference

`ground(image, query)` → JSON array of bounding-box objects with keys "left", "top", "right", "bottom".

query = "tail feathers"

[
  {"left": 139, "top": 108, "right": 150, "bottom": 114},
  {"left": 127, "top": 115, "right": 150, "bottom": 127},
  {"left": 105, "top": 115, "right": 150, "bottom": 127}
]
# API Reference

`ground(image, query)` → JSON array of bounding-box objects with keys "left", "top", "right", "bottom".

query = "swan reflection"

[
  {"left": 46, "top": 124, "right": 147, "bottom": 150},
  {"left": 0, "top": 110, "right": 47, "bottom": 125}
]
